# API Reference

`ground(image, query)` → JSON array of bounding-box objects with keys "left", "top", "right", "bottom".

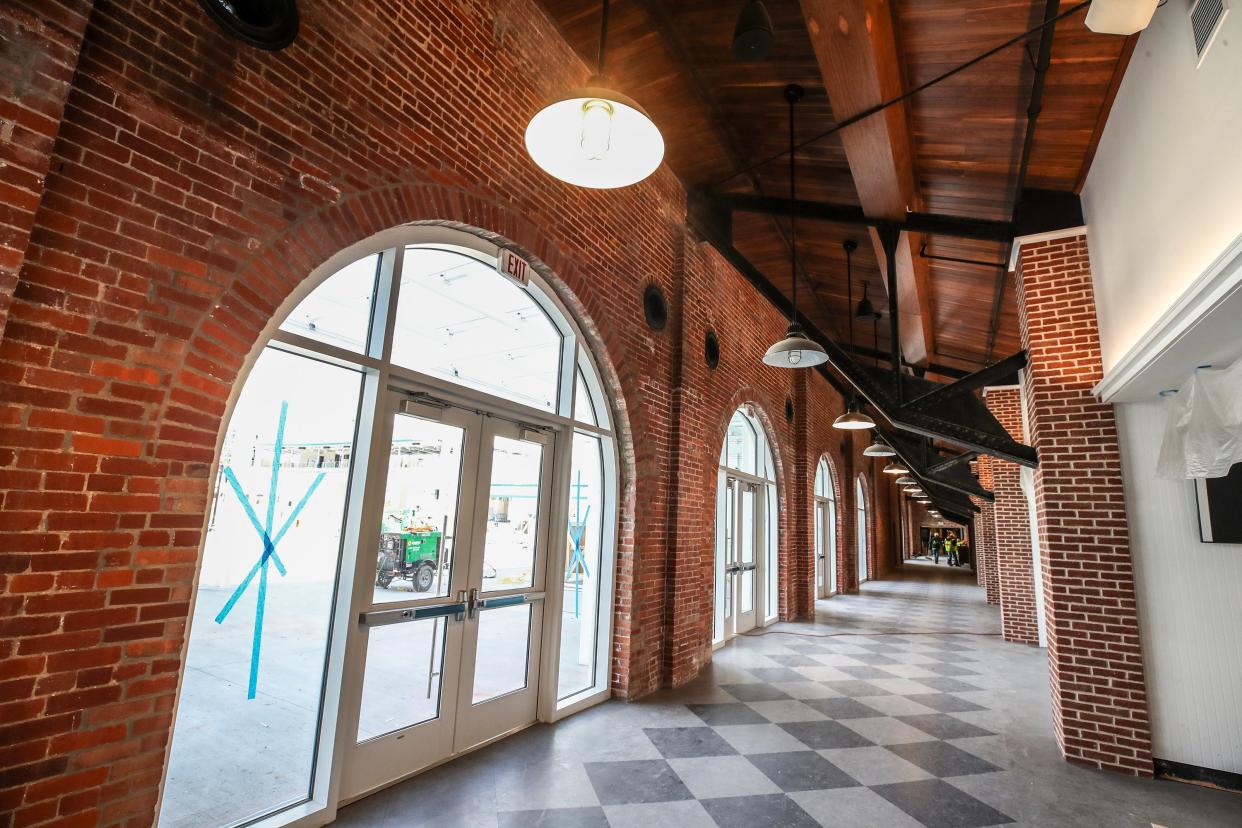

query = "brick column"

[
  {"left": 985, "top": 387, "right": 1039, "bottom": 644},
  {"left": 0, "top": 1, "right": 94, "bottom": 341},
  {"left": 974, "top": 456, "right": 1000, "bottom": 604},
  {"left": 1016, "top": 233, "right": 1152, "bottom": 776}
]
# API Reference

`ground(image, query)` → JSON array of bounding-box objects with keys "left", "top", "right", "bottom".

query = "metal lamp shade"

[
  {"left": 525, "top": 84, "right": 664, "bottom": 189},
  {"left": 763, "top": 325, "right": 828, "bottom": 368}
]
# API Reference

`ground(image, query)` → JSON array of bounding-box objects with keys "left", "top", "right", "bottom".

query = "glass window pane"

[
  {"left": 725, "top": 411, "right": 756, "bottom": 475},
  {"left": 574, "top": 369, "right": 598, "bottom": 426},
  {"left": 814, "top": 462, "right": 825, "bottom": 497},
  {"left": 356, "top": 618, "right": 448, "bottom": 742},
  {"left": 482, "top": 436, "right": 544, "bottom": 592},
  {"left": 391, "top": 247, "right": 563, "bottom": 412},
  {"left": 740, "top": 487, "right": 755, "bottom": 613},
  {"left": 372, "top": 414, "right": 464, "bottom": 604},
  {"left": 278, "top": 254, "right": 378, "bottom": 352},
  {"left": 558, "top": 433, "right": 604, "bottom": 700},
  {"left": 162, "top": 348, "right": 361, "bottom": 828},
  {"left": 473, "top": 603, "right": 532, "bottom": 703}
]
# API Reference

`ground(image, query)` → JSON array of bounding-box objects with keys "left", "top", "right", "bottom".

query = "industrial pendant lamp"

[
  {"left": 732, "top": 0, "right": 775, "bottom": 60},
  {"left": 882, "top": 460, "right": 909, "bottom": 475},
  {"left": 863, "top": 436, "right": 895, "bottom": 457},
  {"left": 833, "top": 238, "right": 876, "bottom": 429},
  {"left": 855, "top": 281, "right": 876, "bottom": 320},
  {"left": 895, "top": 475, "right": 916, "bottom": 486},
  {"left": 525, "top": 0, "right": 664, "bottom": 189},
  {"left": 764, "top": 84, "right": 828, "bottom": 369},
  {"left": 833, "top": 399, "right": 874, "bottom": 430}
]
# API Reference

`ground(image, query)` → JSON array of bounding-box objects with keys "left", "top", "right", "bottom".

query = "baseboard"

[{"left": 1155, "top": 758, "right": 1242, "bottom": 793}]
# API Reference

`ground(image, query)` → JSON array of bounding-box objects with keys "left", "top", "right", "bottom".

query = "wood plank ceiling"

[{"left": 534, "top": 0, "right": 1133, "bottom": 377}]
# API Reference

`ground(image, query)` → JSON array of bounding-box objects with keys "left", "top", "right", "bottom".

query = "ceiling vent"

[{"left": 1190, "top": 0, "right": 1229, "bottom": 65}]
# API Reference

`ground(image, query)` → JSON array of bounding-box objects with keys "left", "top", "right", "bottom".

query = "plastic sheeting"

[{"left": 1157, "top": 359, "right": 1242, "bottom": 479}]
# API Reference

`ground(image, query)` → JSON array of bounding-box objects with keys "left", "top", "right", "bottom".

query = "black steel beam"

[
  {"left": 906, "top": 351, "right": 1028, "bottom": 410},
  {"left": 701, "top": 191, "right": 1016, "bottom": 242},
  {"left": 686, "top": 199, "right": 1038, "bottom": 467}
]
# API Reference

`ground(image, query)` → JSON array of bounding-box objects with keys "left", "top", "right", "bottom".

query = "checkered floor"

[{"left": 335, "top": 561, "right": 1239, "bottom": 827}]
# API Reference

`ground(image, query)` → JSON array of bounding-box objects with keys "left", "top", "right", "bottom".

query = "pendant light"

[
  {"left": 833, "top": 239, "right": 874, "bottom": 429},
  {"left": 863, "top": 437, "right": 895, "bottom": 457},
  {"left": 525, "top": 0, "right": 664, "bottom": 189},
  {"left": 764, "top": 84, "right": 828, "bottom": 369},
  {"left": 855, "top": 281, "right": 876, "bottom": 320},
  {"left": 882, "top": 460, "right": 909, "bottom": 475},
  {"left": 895, "top": 475, "right": 917, "bottom": 486},
  {"left": 732, "top": 0, "right": 775, "bottom": 60}
]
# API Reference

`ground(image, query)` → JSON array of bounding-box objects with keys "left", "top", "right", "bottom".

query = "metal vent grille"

[{"left": 1190, "top": 0, "right": 1229, "bottom": 62}]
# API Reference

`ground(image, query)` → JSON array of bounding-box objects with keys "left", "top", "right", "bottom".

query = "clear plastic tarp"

[{"left": 1157, "top": 359, "right": 1242, "bottom": 479}]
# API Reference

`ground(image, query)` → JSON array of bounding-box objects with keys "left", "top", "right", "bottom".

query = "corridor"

[{"left": 334, "top": 562, "right": 1239, "bottom": 827}]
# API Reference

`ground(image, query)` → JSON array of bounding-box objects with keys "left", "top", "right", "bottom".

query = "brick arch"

[
  {"left": 812, "top": 450, "right": 846, "bottom": 598},
  {"left": 143, "top": 184, "right": 649, "bottom": 686}
]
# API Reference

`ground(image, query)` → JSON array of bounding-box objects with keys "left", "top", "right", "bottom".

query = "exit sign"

[{"left": 497, "top": 249, "right": 531, "bottom": 286}]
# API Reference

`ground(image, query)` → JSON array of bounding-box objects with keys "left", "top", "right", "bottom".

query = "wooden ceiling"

[{"left": 535, "top": 0, "right": 1133, "bottom": 377}]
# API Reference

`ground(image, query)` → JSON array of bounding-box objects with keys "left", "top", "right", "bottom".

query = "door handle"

[
  {"left": 360, "top": 599, "right": 467, "bottom": 627},
  {"left": 466, "top": 587, "right": 480, "bottom": 620},
  {"left": 725, "top": 563, "right": 741, "bottom": 573}
]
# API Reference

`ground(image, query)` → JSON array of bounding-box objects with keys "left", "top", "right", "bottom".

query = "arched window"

[
  {"left": 162, "top": 227, "right": 619, "bottom": 828},
  {"left": 855, "top": 475, "right": 869, "bottom": 585},
  {"left": 814, "top": 457, "right": 837, "bottom": 598},
  {"left": 715, "top": 407, "right": 779, "bottom": 644}
]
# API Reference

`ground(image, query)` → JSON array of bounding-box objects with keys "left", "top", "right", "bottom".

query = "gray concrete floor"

[{"left": 334, "top": 560, "right": 1241, "bottom": 827}]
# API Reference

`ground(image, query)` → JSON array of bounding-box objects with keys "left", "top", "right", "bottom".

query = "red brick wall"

[
  {"left": 973, "top": 455, "right": 1001, "bottom": 604},
  {"left": 1016, "top": 234, "right": 1152, "bottom": 776},
  {"left": 0, "top": 1, "right": 93, "bottom": 341},
  {"left": 985, "top": 387, "right": 1039, "bottom": 645},
  {"left": 0, "top": 1, "right": 900, "bottom": 824}
]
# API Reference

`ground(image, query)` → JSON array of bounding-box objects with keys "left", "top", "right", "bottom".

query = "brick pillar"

[
  {"left": 985, "top": 387, "right": 1039, "bottom": 644},
  {"left": 1016, "top": 233, "right": 1152, "bottom": 776},
  {"left": 0, "top": 1, "right": 94, "bottom": 341},
  {"left": 974, "top": 456, "right": 1000, "bottom": 604}
]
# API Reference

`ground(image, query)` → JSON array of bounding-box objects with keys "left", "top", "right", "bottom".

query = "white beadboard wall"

[{"left": 1116, "top": 401, "right": 1242, "bottom": 774}]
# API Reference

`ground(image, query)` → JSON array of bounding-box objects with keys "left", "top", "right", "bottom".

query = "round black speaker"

[
  {"left": 198, "top": 0, "right": 300, "bottom": 50},
  {"left": 643, "top": 284, "right": 669, "bottom": 332},
  {"left": 704, "top": 330, "right": 721, "bottom": 370}
]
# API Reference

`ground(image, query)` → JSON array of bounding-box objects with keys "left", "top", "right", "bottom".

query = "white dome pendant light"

[
  {"left": 525, "top": 0, "right": 664, "bottom": 189},
  {"left": 833, "top": 239, "right": 875, "bottom": 429},
  {"left": 764, "top": 84, "right": 828, "bottom": 369}
]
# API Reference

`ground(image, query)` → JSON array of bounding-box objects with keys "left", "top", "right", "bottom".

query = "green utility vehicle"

[{"left": 375, "top": 511, "right": 443, "bottom": 592}]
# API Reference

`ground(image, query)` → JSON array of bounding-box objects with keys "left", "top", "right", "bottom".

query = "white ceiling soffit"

[{"left": 1095, "top": 229, "right": 1242, "bottom": 403}]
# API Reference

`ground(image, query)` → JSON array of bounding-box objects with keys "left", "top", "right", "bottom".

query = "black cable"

[
  {"left": 597, "top": 0, "right": 609, "bottom": 76},
  {"left": 711, "top": 0, "right": 1094, "bottom": 188},
  {"left": 788, "top": 89, "right": 798, "bottom": 326}
]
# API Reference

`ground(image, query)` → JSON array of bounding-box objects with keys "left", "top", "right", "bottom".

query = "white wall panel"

[{"left": 1117, "top": 401, "right": 1242, "bottom": 774}]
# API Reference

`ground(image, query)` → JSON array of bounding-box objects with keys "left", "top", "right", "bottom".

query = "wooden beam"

[{"left": 800, "top": 0, "right": 933, "bottom": 366}]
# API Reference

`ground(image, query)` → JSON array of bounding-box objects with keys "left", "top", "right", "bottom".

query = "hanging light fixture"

[
  {"left": 855, "top": 281, "right": 877, "bottom": 320},
  {"left": 525, "top": 0, "right": 664, "bottom": 189},
  {"left": 833, "top": 239, "right": 875, "bottom": 428},
  {"left": 732, "top": 0, "right": 775, "bottom": 60},
  {"left": 863, "top": 436, "right": 895, "bottom": 457},
  {"left": 895, "top": 475, "right": 916, "bottom": 486},
  {"left": 833, "top": 399, "right": 874, "bottom": 430},
  {"left": 764, "top": 84, "right": 828, "bottom": 369},
  {"left": 882, "top": 460, "right": 909, "bottom": 475}
]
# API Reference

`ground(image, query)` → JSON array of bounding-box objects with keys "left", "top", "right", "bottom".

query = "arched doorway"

[
  {"left": 161, "top": 226, "right": 620, "bottom": 827},
  {"left": 855, "top": 476, "right": 869, "bottom": 585},
  {"left": 714, "top": 406, "right": 779, "bottom": 645},
  {"left": 814, "top": 457, "right": 838, "bottom": 598}
]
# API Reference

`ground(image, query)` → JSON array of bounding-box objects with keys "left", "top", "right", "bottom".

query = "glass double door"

[
  {"left": 343, "top": 393, "right": 554, "bottom": 799},
  {"left": 721, "top": 476, "right": 760, "bottom": 640},
  {"left": 815, "top": 499, "right": 836, "bottom": 599}
]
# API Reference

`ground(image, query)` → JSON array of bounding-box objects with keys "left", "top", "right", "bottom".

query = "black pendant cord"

[
  {"left": 846, "top": 244, "right": 854, "bottom": 359},
  {"left": 787, "top": 88, "right": 798, "bottom": 328},
  {"left": 597, "top": 0, "right": 610, "bottom": 76}
]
